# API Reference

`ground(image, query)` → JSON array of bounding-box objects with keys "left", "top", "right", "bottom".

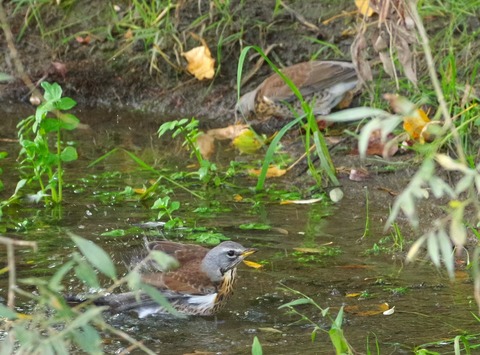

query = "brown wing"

[
  {"left": 257, "top": 61, "right": 357, "bottom": 102},
  {"left": 147, "top": 240, "right": 209, "bottom": 265},
  {"left": 142, "top": 241, "right": 215, "bottom": 294}
]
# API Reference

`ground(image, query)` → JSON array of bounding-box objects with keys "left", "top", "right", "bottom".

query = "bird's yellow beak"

[{"left": 241, "top": 248, "right": 257, "bottom": 258}]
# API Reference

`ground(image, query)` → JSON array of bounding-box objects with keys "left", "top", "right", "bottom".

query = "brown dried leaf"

[
  {"left": 349, "top": 168, "right": 369, "bottom": 182},
  {"left": 396, "top": 35, "right": 417, "bottom": 86},
  {"left": 207, "top": 124, "right": 249, "bottom": 140},
  {"left": 75, "top": 35, "right": 91, "bottom": 44},
  {"left": 351, "top": 33, "right": 373, "bottom": 84},
  {"left": 196, "top": 133, "right": 215, "bottom": 159}
]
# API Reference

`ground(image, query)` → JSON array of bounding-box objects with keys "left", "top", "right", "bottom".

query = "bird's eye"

[{"left": 227, "top": 250, "right": 236, "bottom": 258}]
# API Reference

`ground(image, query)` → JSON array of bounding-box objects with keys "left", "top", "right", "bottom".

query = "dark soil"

[{"left": 0, "top": 1, "right": 357, "bottom": 128}]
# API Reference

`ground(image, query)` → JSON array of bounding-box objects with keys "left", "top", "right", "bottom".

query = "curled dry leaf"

[
  {"left": 383, "top": 305, "right": 395, "bottom": 315},
  {"left": 207, "top": 124, "right": 249, "bottom": 140},
  {"left": 182, "top": 40, "right": 215, "bottom": 80},
  {"left": 196, "top": 124, "right": 250, "bottom": 159}
]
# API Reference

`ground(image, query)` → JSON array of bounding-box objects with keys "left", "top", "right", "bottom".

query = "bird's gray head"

[
  {"left": 201, "top": 241, "right": 257, "bottom": 282},
  {"left": 235, "top": 90, "right": 258, "bottom": 119}
]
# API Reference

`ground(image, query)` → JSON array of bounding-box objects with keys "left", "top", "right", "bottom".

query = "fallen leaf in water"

[
  {"left": 345, "top": 292, "right": 362, "bottom": 298},
  {"left": 280, "top": 198, "right": 323, "bottom": 205},
  {"left": 207, "top": 124, "right": 249, "bottom": 140},
  {"left": 293, "top": 245, "right": 333, "bottom": 254},
  {"left": 377, "top": 187, "right": 399, "bottom": 196},
  {"left": 243, "top": 260, "right": 263, "bottom": 269},
  {"left": 345, "top": 302, "right": 390, "bottom": 316},
  {"left": 249, "top": 165, "right": 286, "bottom": 178},
  {"left": 271, "top": 227, "right": 289, "bottom": 235},
  {"left": 196, "top": 132, "right": 215, "bottom": 159},
  {"left": 383, "top": 306, "right": 395, "bottom": 315},
  {"left": 233, "top": 129, "right": 264, "bottom": 154},
  {"left": 233, "top": 194, "right": 243, "bottom": 202},
  {"left": 258, "top": 327, "right": 282, "bottom": 334},
  {"left": 182, "top": 37, "right": 215, "bottom": 80}
]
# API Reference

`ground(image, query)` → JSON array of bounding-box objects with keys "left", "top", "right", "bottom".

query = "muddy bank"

[{"left": 0, "top": 1, "right": 356, "bottom": 126}]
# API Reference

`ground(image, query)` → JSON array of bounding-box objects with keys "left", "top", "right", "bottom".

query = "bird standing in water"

[
  {"left": 236, "top": 60, "right": 358, "bottom": 122},
  {"left": 71, "top": 241, "right": 258, "bottom": 318}
]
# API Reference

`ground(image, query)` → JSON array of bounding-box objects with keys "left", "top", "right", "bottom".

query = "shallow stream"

[{"left": 0, "top": 107, "right": 478, "bottom": 354}]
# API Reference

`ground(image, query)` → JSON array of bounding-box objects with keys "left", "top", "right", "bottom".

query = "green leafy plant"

[
  {"left": 279, "top": 285, "right": 353, "bottom": 354},
  {"left": 0, "top": 234, "right": 178, "bottom": 354},
  {"left": 158, "top": 118, "right": 218, "bottom": 183},
  {"left": 151, "top": 195, "right": 183, "bottom": 229},
  {"left": 16, "top": 82, "right": 79, "bottom": 205}
]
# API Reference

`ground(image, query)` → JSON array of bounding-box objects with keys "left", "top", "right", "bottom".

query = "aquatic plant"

[{"left": 16, "top": 82, "right": 79, "bottom": 205}]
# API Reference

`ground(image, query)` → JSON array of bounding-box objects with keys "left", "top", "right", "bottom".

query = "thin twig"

[
  {"left": 0, "top": 237, "right": 38, "bottom": 308},
  {"left": 407, "top": 0, "right": 466, "bottom": 164},
  {"left": 279, "top": 0, "right": 320, "bottom": 32},
  {"left": 0, "top": 2, "right": 41, "bottom": 98}
]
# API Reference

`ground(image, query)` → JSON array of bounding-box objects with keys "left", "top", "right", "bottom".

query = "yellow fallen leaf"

[
  {"left": 345, "top": 302, "right": 390, "bottom": 316},
  {"left": 403, "top": 108, "right": 430, "bottom": 141},
  {"left": 248, "top": 165, "right": 286, "bottom": 178},
  {"left": 182, "top": 44, "right": 215, "bottom": 80},
  {"left": 243, "top": 260, "right": 263, "bottom": 269},
  {"left": 233, "top": 194, "right": 243, "bottom": 202},
  {"left": 355, "top": 0, "right": 375, "bottom": 17},
  {"left": 17, "top": 313, "right": 33, "bottom": 320},
  {"left": 384, "top": 94, "right": 431, "bottom": 142},
  {"left": 233, "top": 129, "right": 264, "bottom": 154},
  {"left": 345, "top": 292, "right": 362, "bottom": 298},
  {"left": 134, "top": 188, "right": 146, "bottom": 194}
]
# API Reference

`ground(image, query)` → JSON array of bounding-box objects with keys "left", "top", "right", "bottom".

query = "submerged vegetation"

[{"left": 1, "top": 0, "right": 480, "bottom": 354}]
